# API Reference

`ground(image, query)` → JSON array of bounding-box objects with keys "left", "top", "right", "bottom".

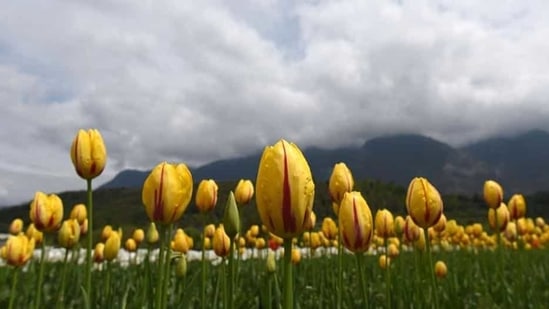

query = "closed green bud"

[
  {"left": 223, "top": 191, "right": 240, "bottom": 239},
  {"left": 175, "top": 255, "right": 187, "bottom": 278},
  {"left": 146, "top": 222, "right": 159, "bottom": 244},
  {"left": 266, "top": 251, "right": 276, "bottom": 273}
]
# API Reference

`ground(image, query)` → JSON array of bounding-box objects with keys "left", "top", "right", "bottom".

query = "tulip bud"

[
  {"left": 80, "top": 219, "right": 88, "bottom": 236},
  {"left": 375, "top": 209, "right": 394, "bottom": 239},
  {"left": 393, "top": 216, "right": 405, "bottom": 237},
  {"left": 142, "top": 162, "right": 193, "bottom": 224},
  {"left": 379, "top": 254, "right": 390, "bottom": 270},
  {"left": 195, "top": 179, "right": 218, "bottom": 213},
  {"left": 488, "top": 203, "right": 510, "bottom": 232},
  {"left": 171, "top": 229, "right": 190, "bottom": 254},
  {"left": 9, "top": 218, "right": 24, "bottom": 235},
  {"left": 406, "top": 177, "right": 443, "bottom": 229},
  {"left": 328, "top": 162, "right": 354, "bottom": 205},
  {"left": 338, "top": 191, "right": 374, "bottom": 253},
  {"left": 266, "top": 251, "right": 276, "bottom": 273},
  {"left": 483, "top": 180, "right": 503, "bottom": 209},
  {"left": 2, "top": 234, "right": 35, "bottom": 267},
  {"left": 508, "top": 194, "right": 526, "bottom": 220},
  {"left": 203, "top": 237, "right": 212, "bottom": 250},
  {"left": 403, "top": 216, "right": 421, "bottom": 243},
  {"left": 433, "top": 214, "right": 447, "bottom": 233},
  {"left": 204, "top": 224, "right": 216, "bottom": 238},
  {"left": 415, "top": 228, "right": 426, "bottom": 251},
  {"left": 58, "top": 219, "right": 81, "bottom": 249},
  {"left": 26, "top": 223, "right": 44, "bottom": 245},
  {"left": 291, "top": 248, "right": 301, "bottom": 265},
  {"left": 132, "top": 228, "right": 145, "bottom": 245},
  {"left": 70, "top": 204, "right": 87, "bottom": 224},
  {"left": 147, "top": 222, "right": 160, "bottom": 244},
  {"left": 256, "top": 139, "right": 315, "bottom": 239},
  {"left": 234, "top": 179, "right": 254, "bottom": 206},
  {"left": 104, "top": 231, "right": 121, "bottom": 261},
  {"left": 101, "top": 225, "right": 113, "bottom": 242},
  {"left": 434, "top": 261, "right": 448, "bottom": 278},
  {"left": 176, "top": 256, "right": 188, "bottom": 278},
  {"left": 93, "top": 243, "right": 105, "bottom": 263},
  {"left": 387, "top": 243, "right": 399, "bottom": 258},
  {"left": 125, "top": 238, "right": 137, "bottom": 252},
  {"left": 70, "top": 129, "right": 107, "bottom": 180},
  {"left": 504, "top": 222, "right": 517, "bottom": 242},
  {"left": 213, "top": 225, "right": 231, "bottom": 258},
  {"left": 223, "top": 191, "right": 240, "bottom": 239},
  {"left": 255, "top": 237, "right": 266, "bottom": 250},
  {"left": 29, "top": 192, "right": 64, "bottom": 232},
  {"left": 321, "top": 217, "right": 338, "bottom": 240},
  {"left": 249, "top": 225, "right": 260, "bottom": 237}
]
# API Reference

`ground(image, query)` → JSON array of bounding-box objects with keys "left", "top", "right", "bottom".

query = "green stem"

[
  {"left": 337, "top": 240, "right": 343, "bottom": 309},
  {"left": 267, "top": 272, "right": 273, "bottom": 309},
  {"left": 222, "top": 258, "right": 227, "bottom": 309},
  {"left": 105, "top": 261, "right": 112, "bottom": 307},
  {"left": 355, "top": 253, "right": 368, "bottom": 308},
  {"left": 424, "top": 228, "right": 439, "bottom": 309},
  {"left": 385, "top": 237, "right": 391, "bottom": 309},
  {"left": 161, "top": 224, "right": 173, "bottom": 309},
  {"left": 8, "top": 267, "right": 19, "bottom": 309},
  {"left": 201, "top": 215, "right": 207, "bottom": 309},
  {"left": 228, "top": 239, "right": 236, "bottom": 309},
  {"left": 56, "top": 249, "right": 70, "bottom": 309},
  {"left": 35, "top": 236, "right": 47, "bottom": 309},
  {"left": 155, "top": 224, "right": 166, "bottom": 309},
  {"left": 143, "top": 244, "right": 152, "bottom": 308},
  {"left": 85, "top": 178, "right": 93, "bottom": 307},
  {"left": 283, "top": 238, "right": 294, "bottom": 309}
]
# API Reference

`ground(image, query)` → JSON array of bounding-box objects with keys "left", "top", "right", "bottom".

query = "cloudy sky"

[{"left": 1, "top": 0, "right": 549, "bottom": 206}]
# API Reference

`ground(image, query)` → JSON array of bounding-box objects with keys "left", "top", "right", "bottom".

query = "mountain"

[{"left": 100, "top": 130, "right": 549, "bottom": 195}]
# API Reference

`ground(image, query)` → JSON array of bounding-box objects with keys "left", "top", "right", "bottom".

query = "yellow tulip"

[
  {"left": 328, "top": 162, "right": 354, "bottom": 206},
  {"left": 504, "top": 222, "right": 517, "bottom": 242},
  {"left": 26, "top": 223, "right": 44, "bottom": 245},
  {"left": 249, "top": 225, "right": 260, "bottom": 237},
  {"left": 101, "top": 225, "right": 113, "bottom": 242},
  {"left": 266, "top": 251, "right": 276, "bottom": 273},
  {"left": 104, "top": 231, "right": 121, "bottom": 261},
  {"left": 379, "top": 254, "right": 390, "bottom": 270},
  {"left": 387, "top": 243, "right": 399, "bottom": 258},
  {"left": 2, "top": 234, "right": 35, "bottom": 267},
  {"left": 433, "top": 214, "right": 447, "bottom": 233},
  {"left": 375, "top": 209, "right": 394, "bottom": 238},
  {"left": 204, "top": 224, "right": 216, "bottom": 238},
  {"left": 125, "top": 238, "right": 137, "bottom": 252},
  {"left": 171, "top": 229, "right": 190, "bottom": 254},
  {"left": 80, "top": 219, "right": 88, "bottom": 236},
  {"left": 142, "top": 162, "right": 193, "bottom": 224},
  {"left": 70, "top": 204, "right": 87, "bottom": 224},
  {"left": 488, "top": 203, "right": 510, "bottom": 232},
  {"left": 434, "top": 261, "right": 448, "bottom": 278},
  {"left": 309, "top": 232, "right": 321, "bottom": 250},
  {"left": 338, "top": 191, "right": 374, "bottom": 253},
  {"left": 29, "top": 192, "right": 63, "bottom": 232},
  {"left": 93, "top": 243, "right": 105, "bottom": 263},
  {"left": 255, "top": 237, "right": 266, "bottom": 250},
  {"left": 393, "top": 216, "right": 405, "bottom": 237},
  {"left": 406, "top": 177, "right": 443, "bottom": 229},
  {"left": 213, "top": 225, "right": 230, "bottom": 258},
  {"left": 303, "top": 211, "right": 317, "bottom": 231},
  {"left": 132, "top": 228, "right": 145, "bottom": 245},
  {"left": 9, "top": 218, "right": 24, "bottom": 235},
  {"left": 203, "top": 237, "right": 212, "bottom": 250},
  {"left": 195, "top": 179, "right": 218, "bottom": 213},
  {"left": 483, "top": 180, "right": 503, "bottom": 209},
  {"left": 256, "top": 139, "right": 315, "bottom": 239},
  {"left": 321, "top": 217, "right": 338, "bottom": 240},
  {"left": 58, "top": 219, "right": 81, "bottom": 249},
  {"left": 403, "top": 216, "right": 420, "bottom": 243},
  {"left": 70, "top": 129, "right": 107, "bottom": 180},
  {"left": 234, "top": 179, "right": 254, "bottom": 206},
  {"left": 508, "top": 194, "right": 526, "bottom": 220},
  {"left": 291, "top": 248, "right": 301, "bottom": 265}
]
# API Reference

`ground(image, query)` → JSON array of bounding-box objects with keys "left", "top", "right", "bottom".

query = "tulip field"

[{"left": 1, "top": 131, "right": 549, "bottom": 308}]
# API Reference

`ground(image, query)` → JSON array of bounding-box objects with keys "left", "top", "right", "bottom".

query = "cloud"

[{"left": 1, "top": 0, "right": 549, "bottom": 205}]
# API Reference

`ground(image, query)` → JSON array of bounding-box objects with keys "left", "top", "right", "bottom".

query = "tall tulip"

[
  {"left": 213, "top": 225, "right": 231, "bottom": 258},
  {"left": 70, "top": 128, "right": 107, "bottom": 306},
  {"left": 256, "top": 139, "right": 315, "bottom": 309},
  {"left": 338, "top": 191, "right": 373, "bottom": 306},
  {"left": 195, "top": 179, "right": 218, "bottom": 213},
  {"left": 483, "top": 180, "right": 503, "bottom": 209},
  {"left": 328, "top": 162, "right": 354, "bottom": 212},
  {"left": 29, "top": 192, "right": 63, "bottom": 232},
  {"left": 508, "top": 194, "right": 526, "bottom": 220},
  {"left": 142, "top": 162, "right": 193, "bottom": 224},
  {"left": 406, "top": 177, "right": 443, "bottom": 229},
  {"left": 234, "top": 179, "right": 254, "bottom": 206}
]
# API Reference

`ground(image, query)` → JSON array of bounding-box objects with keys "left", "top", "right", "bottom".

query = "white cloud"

[{"left": 1, "top": 0, "right": 549, "bottom": 205}]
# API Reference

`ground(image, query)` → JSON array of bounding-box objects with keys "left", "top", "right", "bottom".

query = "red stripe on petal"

[
  {"left": 352, "top": 197, "right": 363, "bottom": 250},
  {"left": 281, "top": 142, "right": 296, "bottom": 233},
  {"left": 153, "top": 164, "right": 166, "bottom": 221}
]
